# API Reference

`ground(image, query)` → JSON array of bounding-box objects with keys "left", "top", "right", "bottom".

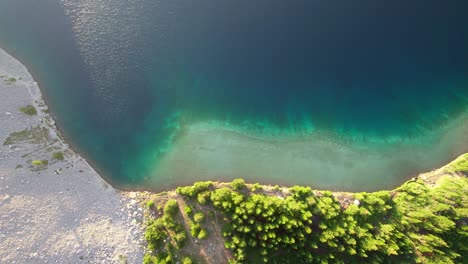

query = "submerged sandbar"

[{"left": 146, "top": 113, "right": 468, "bottom": 192}]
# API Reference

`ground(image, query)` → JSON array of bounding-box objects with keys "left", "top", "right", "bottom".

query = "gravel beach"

[{"left": 0, "top": 48, "right": 145, "bottom": 263}]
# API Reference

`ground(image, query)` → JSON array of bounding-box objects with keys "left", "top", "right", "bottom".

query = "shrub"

[
  {"left": 52, "top": 152, "right": 64, "bottom": 160},
  {"left": 19, "top": 105, "right": 37, "bottom": 115},
  {"left": 146, "top": 200, "right": 155, "bottom": 209},
  {"left": 163, "top": 199, "right": 179, "bottom": 216},
  {"left": 184, "top": 205, "right": 193, "bottom": 215},
  {"left": 182, "top": 257, "right": 193, "bottom": 264},
  {"left": 251, "top": 183, "right": 263, "bottom": 192},
  {"left": 198, "top": 229, "right": 208, "bottom": 239},
  {"left": 174, "top": 231, "right": 187, "bottom": 249},
  {"left": 177, "top": 181, "right": 213, "bottom": 198},
  {"left": 32, "top": 160, "right": 42, "bottom": 165},
  {"left": 231, "top": 178, "right": 246, "bottom": 190},
  {"left": 32, "top": 159, "right": 48, "bottom": 166},
  {"left": 193, "top": 212, "right": 205, "bottom": 223},
  {"left": 190, "top": 223, "right": 201, "bottom": 237},
  {"left": 197, "top": 191, "right": 211, "bottom": 205}
]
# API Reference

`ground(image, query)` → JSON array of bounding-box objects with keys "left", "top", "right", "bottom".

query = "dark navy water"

[{"left": 1, "top": 0, "right": 467, "bottom": 190}]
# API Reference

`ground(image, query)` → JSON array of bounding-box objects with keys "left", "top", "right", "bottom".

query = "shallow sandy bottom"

[
  {"left": 0, "top": 48, "right": 144, "bottom": 263},
  {"left": 150, "top": 112, "right": 468, "bottom": 192}
]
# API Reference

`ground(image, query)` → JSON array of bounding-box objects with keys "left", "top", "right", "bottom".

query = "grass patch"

[
  {"left": 1, "top": 75, "right": 17, "bottom": 84},
  {"left": 3, "top": 126, "right": 49, "bottom": 145},
  {"left": 19, "top": 105, "right": 37, "bottom": 115},
  {"left": 52, "top": 151, "right": 65, "bottom": 161}
]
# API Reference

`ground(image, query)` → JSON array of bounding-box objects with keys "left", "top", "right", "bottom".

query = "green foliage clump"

[
  {"left": 193, "top": 212, "right": 205, "bottom": 223},
  {"left": 144, "top": 198, "right": 188, "bottom": 263},
  {"left": 146, "top": 200, "right": 155, "bottom": 209},
  {"left": 197, "top": 191, "right": 211, "bottom": 205},
  {"left": 190, "top": 222, "right": 201, "bottom": 237},
  {"left": 182, "top": 256, "right": 193, "bottom": 264},
  {"left": 184, "top": 205, "right": 193, "bottom": 215},
  {"left": 176, "top": 181, "right": 213, "bottom": 198},
  {"left": 19, "top": 105, "right": 37, "bottom": 115},
  {"left": 32, "top": 159, "right": 48, "bottom": 166},
  {"left": 447, "top": 154, "right": 468, "bottom": 174},
  {"left": 52, "top": 151, "right": 65, "bottom": 161},
  {"left": 231, "top": 178, "right": 246, "bottom": 190},
  {"left": 198, "top": 229, "right": 208, "bottom": 239},
  {"left": 251, "top": 183, "right": 263, "bottom": 192},
  {"left": 164, "top": 199, "right": 179, "bottom": 216},
  {"left": 3, "top": 126, "right": 49, "bottom": 146}
]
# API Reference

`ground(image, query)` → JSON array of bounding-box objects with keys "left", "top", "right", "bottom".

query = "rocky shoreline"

[{"left": 0, "top": 48, "right": 145, "bottom": 263}]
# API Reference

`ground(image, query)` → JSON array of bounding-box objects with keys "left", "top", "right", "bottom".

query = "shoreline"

[{"left": 0, "top": 48, "right": 145, "bottom": 263}]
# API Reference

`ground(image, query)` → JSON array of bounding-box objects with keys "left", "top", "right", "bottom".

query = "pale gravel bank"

[{"left": 0, "top": 48, "right": 145, "bottom": 263}]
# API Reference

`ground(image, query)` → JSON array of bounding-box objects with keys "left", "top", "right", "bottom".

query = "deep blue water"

[{"left": 1, "top": 0, "right": 467, "bottom": 190}]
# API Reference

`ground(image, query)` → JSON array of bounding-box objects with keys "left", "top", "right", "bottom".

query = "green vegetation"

[
  {"left": 3, "top": 126, "right": 49, "bottom": 145},
  {"left": 146, "top": 200, "right": 155, "bottom": 209},
  {"left": 182, "top": 257, "right": 193, "bottom": 264},
  {"left": 144, "top": 199, "right": 191, "bottom": 264},
  {"left": 144, "top": 173, "right": 467, "bottom": 264},
  {"left": 19, "top": 105, "right": 37, "bottom": 115},
  {"left": 193, "top": 212, "right": 205, "bottom": 223},
  {"left": 447, "top": 154, "right": 468, "bottom": 174},
  {"left": 32, "top": 159, "right": 48, "bottom": 166},
  {"left": 1, "top": 75, "right": 17, "bottom": 84},
  {"left": 52, "top": 151, "right": 65, "bottom": 161}
]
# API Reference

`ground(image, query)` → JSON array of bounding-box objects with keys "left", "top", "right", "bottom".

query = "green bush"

[
  {"left": 32, "top": 159, "right": 48, "bottom": 166},
  {"left": 251, "top": 183, "right": 263, "bottom": 192},
  {"left": 184, "top": 205, "right": 193, "bottom": 215},
  {"left": 197, "top": 191, "right": 211, "bottom": 205},
  {"left": 177, "top": 181, "right": 213, "bottom": 198},
  {"left": 190, "top": 222, "right": 201, "bottom": 237},
  {"left": 193, "top": 212, "right": 205, "bottom": 223},
  {"left": 198, "top": 229, "right": 208, "bottom": 239},
  {"left": 163, "top": 199, "right": 179, "bottom": 216},
  {"left": 146, "top": 200, "right": 155, "bottom": 209},
  {"left": 19, "top": 105, "right": 37, "bottom": 115},
  {"left": 174, "top": 231, "right": 187, "bottom": 249},
  {"left": 231, "top": 178, "right": 246, "bottom": 190},
  {"left": 52, "top": 152, "right": 65, "bottom": 161},
  {"left": 182, "top": 257, "right": 193, "bottom": 264}
]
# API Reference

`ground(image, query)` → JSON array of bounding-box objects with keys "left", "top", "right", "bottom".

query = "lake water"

[{"left": 1, "top": 0, "right": 467, "bottom": 191}]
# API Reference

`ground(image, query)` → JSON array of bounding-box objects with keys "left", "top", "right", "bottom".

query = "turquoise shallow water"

[{"left": 0, "top": 0, "right": 467, "bottom": 191}]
